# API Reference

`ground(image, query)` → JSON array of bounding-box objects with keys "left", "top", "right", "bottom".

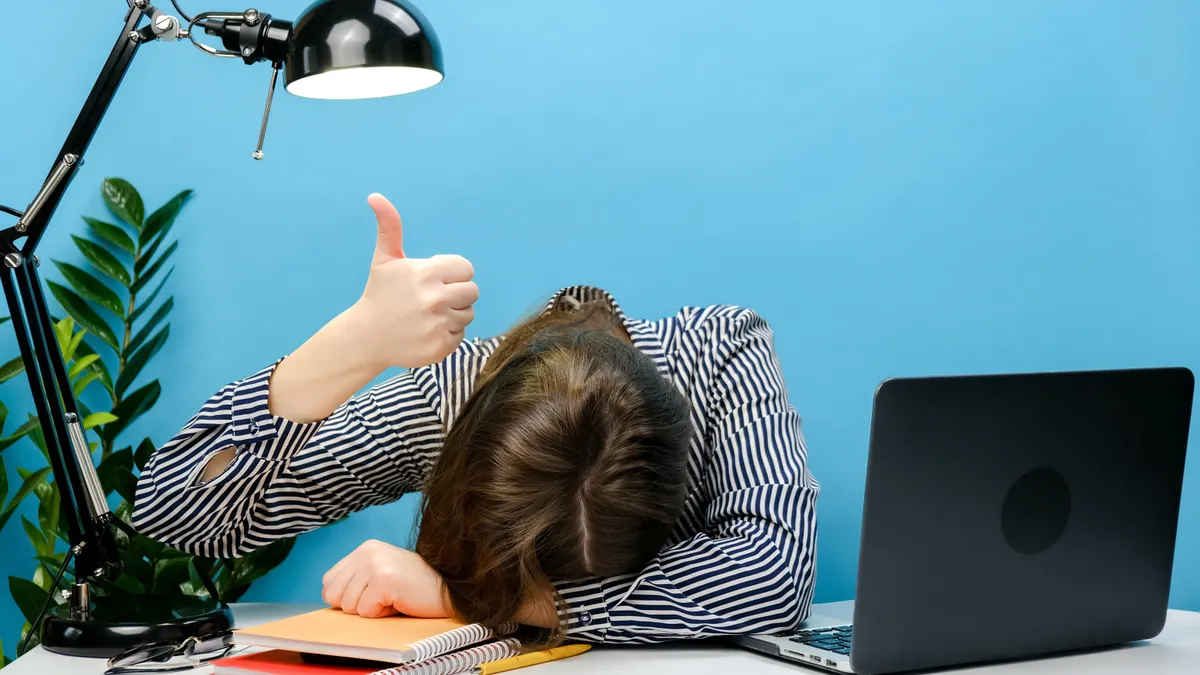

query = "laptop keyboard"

[{"left": 787, "top": 625, "right": 853, "bottom": 656}]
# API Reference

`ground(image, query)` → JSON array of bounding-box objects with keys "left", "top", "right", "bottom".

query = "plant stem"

[
  {"left": 122, "top": 241, "right": 141, "bottom": 375},
  {"left": 102, "top": 237, "right": 139, "bottom": 461}
]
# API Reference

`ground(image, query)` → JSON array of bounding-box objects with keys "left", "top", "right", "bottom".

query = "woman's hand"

[
  {"left": 353, "top": 193, "right": 478, "bottom": 370},
  {"left": 265, "top": 194, "right": 478, "bottom": 424},
  {"left": 322, "top": 539, "right": 452, "bottom": 619}
]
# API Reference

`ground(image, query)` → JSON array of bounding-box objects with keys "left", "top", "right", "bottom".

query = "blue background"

[{"left": 2, "top": 0, "right": 1199, "bottom": 655}]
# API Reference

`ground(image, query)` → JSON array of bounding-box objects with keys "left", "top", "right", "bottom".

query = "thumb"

[{"left": 368, "top": 193, "right": 405, "bottom": 262}]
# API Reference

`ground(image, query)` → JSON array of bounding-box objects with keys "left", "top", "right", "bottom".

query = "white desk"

[{"left": 7, "top": 602, "right": 1200, "bottom": 675}]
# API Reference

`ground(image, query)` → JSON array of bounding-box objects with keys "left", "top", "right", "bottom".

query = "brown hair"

[{"left": 416, "top": 299, "right": 692, "bottom": 641}]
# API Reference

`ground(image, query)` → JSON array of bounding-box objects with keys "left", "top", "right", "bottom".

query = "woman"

[{"left": 133, "top": 194, "right": 819, "bottom": 644}]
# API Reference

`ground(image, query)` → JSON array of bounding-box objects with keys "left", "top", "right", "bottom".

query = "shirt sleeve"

[
  {"left": 132, "top": 358, "right": 446, "bottom": 558},
  {"left": 555, "top": 308, "right": 820, "bottom": 643}
]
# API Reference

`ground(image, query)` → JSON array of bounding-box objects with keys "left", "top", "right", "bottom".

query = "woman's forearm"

[
  {"left": 268, "top": 303, "right": 385, "bottom": 424},
  {"left": 182, "top": 193, "right": 480, "bottom": 485},
  {"left": 197, "top": 305, "right": 382, "bottom": 483}
]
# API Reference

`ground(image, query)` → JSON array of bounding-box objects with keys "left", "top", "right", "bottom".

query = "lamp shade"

[{"left": 285, "top": 0, "right": 444, "bottom": 100}]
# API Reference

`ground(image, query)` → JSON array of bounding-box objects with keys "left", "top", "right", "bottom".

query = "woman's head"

[{"left": 416, "top": 299, "right": 692, "bottom": 637}]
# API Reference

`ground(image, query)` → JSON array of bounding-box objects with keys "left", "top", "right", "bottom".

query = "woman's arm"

[
  {"left": 133, "top": 194, "right": 479, "bottom": 556},
  {"left": 195, "top": 305, "right": 381, "bottom": 483},
  {"left": 267, "top": 194, "right": 476, "bottom": 423},
  {"left": 132, "top": 361, "right": 443, "bottom": 557},
  {"left": 554, "top": 308, "right": 819, "bottom": 642}
]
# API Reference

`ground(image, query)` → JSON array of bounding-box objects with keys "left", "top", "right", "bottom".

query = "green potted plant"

[{"left": 0, "top": 179, "right": 294, "bottom": 665}]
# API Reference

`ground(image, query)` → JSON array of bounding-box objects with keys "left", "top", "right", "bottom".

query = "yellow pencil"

[{"left": 476, "top": 644, "right": 592, "bottom": 675}]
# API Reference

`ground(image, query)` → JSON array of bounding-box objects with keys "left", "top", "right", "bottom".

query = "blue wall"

[{"left": 2, "top": 0, "right": 1199, "bottom": 653}]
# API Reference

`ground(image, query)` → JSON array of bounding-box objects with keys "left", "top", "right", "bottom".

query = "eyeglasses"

[{"left": 105, "top": 630, "right": 240, "bottom": 674}]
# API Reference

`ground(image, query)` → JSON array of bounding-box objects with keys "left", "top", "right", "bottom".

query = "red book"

[{"left": 213, "top": 650, "right": 381, "bottom": 675}]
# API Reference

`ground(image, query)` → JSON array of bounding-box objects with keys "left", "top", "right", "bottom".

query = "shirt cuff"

[
  {"left": 556, "top": 578, "right": 612, "bottom": 637},
  {"left": 228, "top": 359, "right": 324, "bottom": 461}
]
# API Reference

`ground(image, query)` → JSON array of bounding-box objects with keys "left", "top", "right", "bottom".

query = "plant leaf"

[
  {"left": 22, "top": 414, "right": 47, "bottom": 462},
  {"left": 0, "top": 467, "right": 52, "bottom": 533},
  {"left": 130, "top": 267, "right": 175, "bottom": 324},
  {"left": 133, "top": 534, "right": 165, "bottom": 560},
  {"left": 9, "top": 467, "right": 51, "bottom": 507},
  {"left": 135, "top": 438, "right": 156, "bottom": 472},
  {"left": 118, "top": 549, "right": 155, "bottom": 586},
  {"left": 0, "top": 356, "right": 24, "bottom": 385},
  {"left": 0, "top": 429, "right": 20, "bottom": 456},
  {"left": 47, "top": 281, "right": 119, "bottom": 352},
  {"left": 112, "top": 573, "right": 146, "bottom": 595},
  {"left": 101, "top": 380, "right": 160, "bottom": 443},
  {"left": 115, "top": 499, "right": 133, "bottom": 524},
  {"left": 116, "top": 325, "right": 169, "bottom": 398},
  {"left": 98, "top": 448, "right": 134, "bottom": 497},
  {"left": 34, "top": 556, "right": 73, "bottom": 578},
  {"left": 140, "top": 190, "right": 192, "bottom": 248},
  {"left": 35, "top": 560, "right": 70, "bottom": 592},
  {"left": 53, "top": 317, "right": 74, "bottom": 351},
  {"left": 53, "top": 261, "right": 125, "bottom": 318},
  {"left": 153, "top": 557, "right": 193, "bottom": 594},
  {"left": 158, "top": 546, "right": 193, "bottom": 560},
  {"left": 128, "top": 298, "right": 172, "bottom": 355},
  {"left": 83, "top": 216, "right": 136, "bottom": 255},
  {"left": 8, "top": 576, "right": 46, "bottom": 626},
  {"left": 22, "top": 516, "right": 48, "bottom": 557},
  {"left": 73, "top": 236, "right": 131, "bottom": 287},
  {"left": 114, "top": 472, "right": 138, "bottom": 505},
  {"left": 72, "top": 371, "right": 102, "bottom": 399},
  {"left": 214, "top": 559, "right": 235, "bottom": 600},
  {"left": 131, "top": 241, "right": 177, "bottom": 295},
  {"left": 82, "top": 412, "right": 118, "bottom": 430},
  {"left": 102, "top": 178, "right": 144, "bottom": 229},
  {"left": 231, "top": 537, "right": 295, "bottom": 590},
  {"left": 16, "top": 626, "right": 39, "bottom": 657},
  {"left": 65, "top": 326, "right": 87, "bottom": 363},
  {"left": 0, "top": 457, "right": 7, "bottom": 506},
  {"left": 68, "top": 354, "right": 101, "bottom": 380},
  {"left": 74, "top": 342, "right": 114, "bottom": 397},
  {"left": 113, "top": 501, "right": 134, "bottom": 548},
  {"left": 35, "top": 481, "right": 60, "bottom": 546},
  {"left": 135, "top": 232, "right": 167, "bottom": 277},
  {"left": 6, "top": 417, "right": 41, "bottom": 449}
]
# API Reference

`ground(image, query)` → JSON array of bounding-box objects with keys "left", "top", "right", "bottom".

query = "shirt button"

[{"left": 579, "top": 611, "right": 593, "bottom": 626}]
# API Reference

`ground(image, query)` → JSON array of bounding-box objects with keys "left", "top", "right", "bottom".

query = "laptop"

[{"left": 734, "top": 367, "right": 1193, "bottom": 675}]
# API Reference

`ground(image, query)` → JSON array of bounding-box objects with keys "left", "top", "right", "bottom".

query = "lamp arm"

[
  {"left": 0, "top": 0, "right": 442, "bottom": 655},
  {"left": 0, "top": 0, "right": 291, "bottom": 592},
  {"left": 0, "top": 1, "right": 151, "bottom": 585}
]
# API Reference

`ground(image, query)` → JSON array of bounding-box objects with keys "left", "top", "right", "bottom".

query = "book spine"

[{"left": 372, "top": 639, "right": 521, "bottom": 675}]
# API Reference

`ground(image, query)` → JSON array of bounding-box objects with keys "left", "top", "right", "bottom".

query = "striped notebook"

[
  {"left": 232, "top": 609, "right": 505, "bottom": 664},
  {"left": 214, "top": 641, "right": 522, "bottom": 675}
]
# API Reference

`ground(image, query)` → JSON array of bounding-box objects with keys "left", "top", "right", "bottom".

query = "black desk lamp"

[{"left": 0, "top": 0, "right": 442, "bottom": 657}]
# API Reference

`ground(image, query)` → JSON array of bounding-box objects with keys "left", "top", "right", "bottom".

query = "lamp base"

[{"left": 40, "top": 592, "right": 233, "bottom": 658}]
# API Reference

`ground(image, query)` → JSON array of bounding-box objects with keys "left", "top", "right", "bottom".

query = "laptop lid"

[{"left": 850, "top": 367, "right": 1193, "bottom": 675}]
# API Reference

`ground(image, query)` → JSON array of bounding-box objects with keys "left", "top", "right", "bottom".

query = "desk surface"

[{"left": 7, "top": 602, "right": 1200, "bottom": 675}]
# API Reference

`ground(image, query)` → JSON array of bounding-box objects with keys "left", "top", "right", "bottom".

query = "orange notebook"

[{"left": 233, "top": 609, "right": 483, "bottom": 664}]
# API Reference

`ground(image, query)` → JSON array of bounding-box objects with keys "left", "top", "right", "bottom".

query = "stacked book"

[{"left": 214, "top": 609, "right": 587, "bottom": 675}]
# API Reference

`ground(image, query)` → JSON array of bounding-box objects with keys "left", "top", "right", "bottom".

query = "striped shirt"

[{"left": 133, "top": 285, "right": 819, "bottom": 643}]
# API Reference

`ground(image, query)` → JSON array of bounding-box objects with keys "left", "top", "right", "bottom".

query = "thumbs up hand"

[{"left": 354, "top": 194, "right": 478, "bottom": 369}]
